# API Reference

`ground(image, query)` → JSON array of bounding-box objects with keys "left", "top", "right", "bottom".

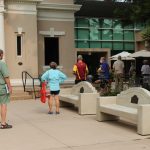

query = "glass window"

[
  {"left": 89, "top": 18, "right": 99, "bottom": 28},
  {"left": 17, "top": 35, "right": 22, "bottom": 56},
  {"left": 89, "top": 18, "right": 100, "bottom": 40},
  {"left": 74, "top": 19, "right": 78, "bottom": 27},
  {"left": 90, "top": 41, "right": 101, "bottom": 48},
  {"left": 113, "top": 42, "right": 123, "bottom": 50},
  {"left": 113, "top": 19, "right": 123, "bottom": 29},
  {"left": 124, "top": 24, "right": 134, "bottom": 29},
  {"left": 113, "top": 29, "right": 123, "bottom": 40},
  {"left": 135, "top": 22, "right": 145, "bottom": 30},
  {"left": 101, "top": 19, "right": 112, "bottom": 28},
  {"left": 90, "top": 27, "right": 100, "bottom": 40},
  {"left": 78, "top": 41, "right": 89, "bottom": 48},
  {"left": 75, "top": 29, "right": 78, "bottom": 39},
  {"left": 75, "top": 41, "right": 78, "bottom": 48},
  {"left": 77, "top": 18, "right": 89, "bottom": 27},
  {"left": 102, "top": 29, "right": 112, "bottom": 40},
  {"left": 124, "top": 31, "right": 134, "bottom": 40},
  {"left": 78, "top": 29, "right": 89, "bottom": 40},
  {"left": 124, "top": 42, "right": 135, "bottom": 50},
  {"left": 102, "top": 42, "right": 112, "bottom": 49}
]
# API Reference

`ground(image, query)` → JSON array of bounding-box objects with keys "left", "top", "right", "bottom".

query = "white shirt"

[
  {"left": 141, "top": 65, "right": 150, "bottom": 75},
  {"left": 113, "top": 60, "right": 124, "bottom": 74}
]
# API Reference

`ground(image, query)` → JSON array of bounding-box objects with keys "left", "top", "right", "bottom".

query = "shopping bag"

[{"left": 40, "top": 82, "right": 47, "bottom": 103}]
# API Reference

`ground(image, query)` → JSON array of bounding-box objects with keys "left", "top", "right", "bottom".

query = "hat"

[{"left": 77, "top": 55, "right": 83, "bottom": 60}]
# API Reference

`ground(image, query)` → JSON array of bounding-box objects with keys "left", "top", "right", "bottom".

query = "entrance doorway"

[
  {"left": 77, "top": 51, "right": 107, "bottom": 78},
  {"left": 44, "top": 37, "right": 59, "bottom": 65}
]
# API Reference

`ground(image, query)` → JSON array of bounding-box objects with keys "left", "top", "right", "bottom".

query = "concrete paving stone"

[
  {"left": 71, "top": 139, "right": 150, "bottom": 150},
  {"left": 0, "top": 99, "right": 150, "bottom": 150}
]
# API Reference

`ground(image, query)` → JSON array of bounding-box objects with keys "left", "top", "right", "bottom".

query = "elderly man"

[
  {"left": 0, "top": 49, "right": 12, "bottom": 129},
  {"left": 73, "top": 55, "right": 89, "bottom": 84},
  {"left": 113, "top": 55, "right": 124, "bottom": 93}
]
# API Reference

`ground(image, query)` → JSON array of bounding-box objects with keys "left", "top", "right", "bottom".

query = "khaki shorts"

[{"left": 0, "top": 94, "right": 10, "bottom": 104}]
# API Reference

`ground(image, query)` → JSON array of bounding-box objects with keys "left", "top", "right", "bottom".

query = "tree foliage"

[{"left": 114, "top": 0, "right": 150, "bottom": 25}]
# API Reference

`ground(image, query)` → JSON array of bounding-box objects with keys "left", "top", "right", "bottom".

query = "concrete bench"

[
  {"left": 60, "top": 81, "right": 99, "bottom": 115},
  {"left": 96, "top": 87, "right": 150, "bottom": 135}
]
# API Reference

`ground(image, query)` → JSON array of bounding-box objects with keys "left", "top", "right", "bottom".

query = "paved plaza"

[{"left": 1, "top": 96, "right": 150, "bottom": 150}]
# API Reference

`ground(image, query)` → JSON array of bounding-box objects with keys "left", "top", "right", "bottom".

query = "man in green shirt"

[{"left": 0, "top": 49, "right": 12, "bottom": 129}]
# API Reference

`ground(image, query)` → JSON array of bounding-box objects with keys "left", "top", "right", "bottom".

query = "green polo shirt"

[{"left": 0, "top": 60, "right": 9, "bottom": 95}]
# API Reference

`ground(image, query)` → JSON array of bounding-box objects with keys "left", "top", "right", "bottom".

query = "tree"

[{"left": 114, "top": 0, "right": 150, "bottom": 25}]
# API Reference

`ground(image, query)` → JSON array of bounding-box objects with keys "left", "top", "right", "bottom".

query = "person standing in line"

[
  {"left": 129, "top": 61, "right": 136, "bottom": 87},
  {"left": 113, "top": 55, "right": 124, "bottom": 93},
  {"left": 95, "top": 57, "right": 110, "bottom": 94},
  {"left": 41, "top": 62, "right": 67, "bottom": 114},
  {"left": 98, "top": 57, "right": 110, "bottom": 80},
  {"left": 73, "top": 55, "right": 89, "bottom": 84},
  {"left": 0, "top": 49, "right": 12, "bottom": 129},
  {"left": 141, "top": 60, "right": 150, "bottom": 90}
]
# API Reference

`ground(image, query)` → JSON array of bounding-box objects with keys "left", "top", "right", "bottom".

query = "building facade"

[
  {"left": 1, "top": 0, "right": 146, "bottom": 85},
  {"left": 2, "top": 0, "right": 80, "bottom": 85}
]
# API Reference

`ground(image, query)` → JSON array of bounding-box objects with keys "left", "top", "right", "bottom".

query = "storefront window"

[
  {"left": 90, "top": 41, "right": 101, "bottom": 48},
  {"left": 113, "top": 19, "right": 123, "bottom": 29},
  {"left": 78, "top": 29, "right": 89, "bottom": 39},
  {"left": 78, "top": 41, "right": 89, "bottom": 48},
  {"left": 113, "top": 29, "right": 123, "bottom": 40},
  {"left": 124, "top": 30, "right": 134, "bottom": 40},
  {"left": 113, "top": 42, "right": 123, "bottom": 50},
  {"left": 101, "top": 19, "right": 112, "bottom": 28},
  {"left": 102, "top": 42, "right": 112, "bottom": 49},
  {"left": 102, "top": 29, "right": 112, "bottom": 40},
  {"left": 124, "top": 42, "right": 135, "bottom": 50},
  {"left": 75, "top": 17, "right": 136, "bottom": 51},
  {"left": 77, "top": 18, "right": 89, "bottom": 27}
]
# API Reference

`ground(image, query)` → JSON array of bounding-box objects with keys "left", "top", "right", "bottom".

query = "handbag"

[{"left": 40, "top": 82, "right": 47, "bottom": 103}]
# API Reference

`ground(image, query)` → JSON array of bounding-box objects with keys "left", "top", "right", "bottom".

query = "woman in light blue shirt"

[{"left": 41, "top": 62, "right": 67, "bottom": 114}]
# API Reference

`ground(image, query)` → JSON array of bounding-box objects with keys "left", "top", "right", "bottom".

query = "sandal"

[
  {"left": 48, "top": 111, "right": 53, "bottom": 114},
  {"left": 56, "top": 112, "right": 60, "bottom": 114},
  {"left": 0, "top": 123, "right": 12, "bottom": 129}
]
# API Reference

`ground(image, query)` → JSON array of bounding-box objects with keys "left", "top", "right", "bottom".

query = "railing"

[{"left": 22, "top": 71, "right": 40, "bottom": 99}]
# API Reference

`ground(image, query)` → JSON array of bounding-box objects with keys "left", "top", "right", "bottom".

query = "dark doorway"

[
  {"left": 77, "top": 52, "right": 107, "bottom": 78},
  {"left": 44, "top": 37, "right": 59, "bottom": 65}
]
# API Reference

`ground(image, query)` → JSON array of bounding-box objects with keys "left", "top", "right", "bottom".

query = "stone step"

[
  {"left": 11, "top": 94, "right": 33, "bottom": 101},
  {"left": 11, "top": 86, "right": 34, "bottom": 100}
]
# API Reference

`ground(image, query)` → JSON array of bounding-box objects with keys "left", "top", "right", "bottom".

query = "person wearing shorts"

[
  {"left": 0, "top": 49, "right": 12, "bottom": 129},
  {"left": 41, "top": 62, "right": 67, "bottom": 114}
]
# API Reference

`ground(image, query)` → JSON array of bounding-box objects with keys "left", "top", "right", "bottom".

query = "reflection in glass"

[
  {"left": 113, "top": 19, "right": 123, "bottom": 29},
  {"left": 78, "top": 29, "right": 89, "bottom": 39},
  {"left": 102, "top": 29, "right": 112, "bottom": 40},
  {"left": 124, "top": 42, "right": 135, "bottom": 50},
  {"left": 124, "top": 31, "right": 134, "bottom": 40},
  {"left": 102, "top": 42, "right": 112, "bottom": 49},
  {"left": 77, "top": 18, "right": 89, "bottom": 27},
  {"left": 78, "top": 41, "right": 89, "bottom": 48},
  {"left": 113, "top": 29, "right": 123, "bottom": 40},
  {"left": 90, "top": 42, "right": 101, "bottom": 48},
  {"left": 113, "top": 42, "right": 123, "bottom": 50},
  {"left": 89, "top": 19, "right": 100, "bottom": 40},
  {"left": 101, "top": 19, "right": 112, "bottom": 28}
]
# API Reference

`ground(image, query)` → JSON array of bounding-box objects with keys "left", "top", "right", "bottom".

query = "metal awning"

[{"left": 74, "top": 0, "right": 131, "bottom": 18}]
